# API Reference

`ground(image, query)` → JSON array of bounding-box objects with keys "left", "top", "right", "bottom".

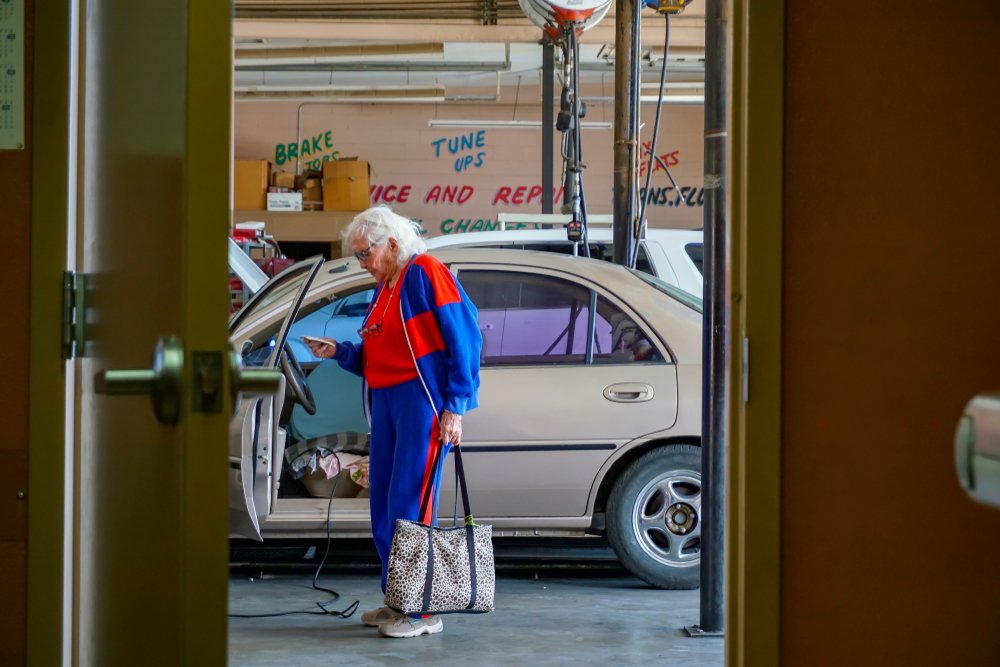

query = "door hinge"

[{"left": 62, "top": 271, "right": 88, "bottom": 360}]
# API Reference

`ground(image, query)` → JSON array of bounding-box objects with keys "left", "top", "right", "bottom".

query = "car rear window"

[
  {"left": 629, "top": 269, "right": 703, "bottom": 313},
  {"left": 685, "top": 242, "right": 704, "bottom": 275}
]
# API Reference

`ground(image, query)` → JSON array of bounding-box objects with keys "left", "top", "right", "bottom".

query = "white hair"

[{"left": 343, "top": 205, "right": 426, "bottom": 268}]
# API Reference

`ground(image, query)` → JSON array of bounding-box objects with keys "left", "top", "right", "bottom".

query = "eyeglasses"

[
  {"left": 353, "top": 242, "right": 379, "bottom": 261},
  {"left": 357, "top": 322, "right": 382, "bottom": 340}
]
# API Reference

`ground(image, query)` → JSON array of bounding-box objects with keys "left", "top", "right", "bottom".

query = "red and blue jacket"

[{"left": 332, "top": 253, "right": 482, "bottom": 418}]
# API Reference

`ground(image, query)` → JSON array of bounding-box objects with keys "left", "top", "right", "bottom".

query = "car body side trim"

[{"left": 459, "top": 443, "right": 616, "bottom": 453}]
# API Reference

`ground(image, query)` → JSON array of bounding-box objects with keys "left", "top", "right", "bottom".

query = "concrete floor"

[{"left": 228, "top": 572, "right": 724, "bottom": 667}]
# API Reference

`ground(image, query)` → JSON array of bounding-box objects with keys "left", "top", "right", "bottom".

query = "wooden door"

[{"left": 64, "top": 1, "right": 231, "bottom": 663}]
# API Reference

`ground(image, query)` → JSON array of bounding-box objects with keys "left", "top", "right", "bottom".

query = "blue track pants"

[{"left": 369, "top": 377, "right": 451, "bottom": 593}]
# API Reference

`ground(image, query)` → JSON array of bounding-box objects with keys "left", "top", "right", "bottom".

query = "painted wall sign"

[
  {"left": 235, "top": 99, "right": 707, "bottom": 235},
  {"left": 370, "top": 184, "right": 413, "bottom": 204},
  {"left": 639, "top": 185, "right": 705, "bottom": 208},
  {"left": 638, "top": 144, "right": 681, "bottom": 176},
  {"left": 274, "top": 130, "right": 339, "bottom": 168},
  {"left": 424, "top": 185, "right": 475, "bottom": 205},
  {"left": 492, "top": 185, "right": 565, "bottom": 206},
  {"left": 432, "top": 131, "right": 488, "bottom": 173}
]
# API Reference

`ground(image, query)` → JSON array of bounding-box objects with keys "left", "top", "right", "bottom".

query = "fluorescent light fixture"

[
  {"left": 235, "top": 84, "right": 446, "bottom": 102},
  {"left": 427, "top": 120, "right": 612, "bottom": 130},
  {"left": 639, "top": 94, "right": 704, "bottom": 104},
  {"left": 639, "top": 81, "right": 705, "bottom": 90},
  {"left": 647, "top": 46, "right": 706, "bottom": 62},
  {"left": 234, "top": 42, "right": 444, "bottom": 67},
  {"left": 578, "top": 95, "right": 705, "bottom": 105}
]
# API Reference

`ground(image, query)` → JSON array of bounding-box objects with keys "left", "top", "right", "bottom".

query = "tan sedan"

[{"left": 228, "top": 248, "right": 703, "bottom": 589}]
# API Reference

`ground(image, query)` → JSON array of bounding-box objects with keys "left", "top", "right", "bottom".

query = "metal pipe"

[
  {"left": 612, "top": 0, "right": 638, "bottom": 266},
  {"left": 634, "top": 15, "right": 672, "bottom": 269},
  {"left": 626, "top": 0, "right": 644, "bottom": 268},
  {"left": 561, "top": 31, "right": 578, "bottom": 217},
  {"left": 542, "top": 41, "right": 555, "bottom": 214},
  {"left": 698, "top": 0, "right": 728, "bottom": 637},
  {"left": 236, "top": 61, "right": 513, "bottom": 73}
]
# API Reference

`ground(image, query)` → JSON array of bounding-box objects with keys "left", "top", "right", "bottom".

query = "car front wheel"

[{"left": 606, "top": 445, "right": 702, "bottom": 589}]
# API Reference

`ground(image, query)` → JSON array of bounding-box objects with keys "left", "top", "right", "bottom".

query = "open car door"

[{"left": 228, "top": 256, "right": 324, "bottom": 540}]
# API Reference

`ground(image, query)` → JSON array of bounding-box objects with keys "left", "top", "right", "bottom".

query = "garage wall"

[
  {"left": 234, "top": 89, "right": 705, "bottom": 236},
  {"left": 782, "top": 3, "right": 1000, "bottom": 664}
]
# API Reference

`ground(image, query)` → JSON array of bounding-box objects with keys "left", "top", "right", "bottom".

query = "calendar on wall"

[{"left": 0, "top": 0, "right": 23, "bottom": 150}]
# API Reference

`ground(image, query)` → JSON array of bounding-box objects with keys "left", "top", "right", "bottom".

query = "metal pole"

[
  {"left": 561, "top": 33, "right": 579, "bottom": 218},
  {"left": 542, "top": 41, "right": 555, "bottom": 214},
  {"left": 612, "top": 0, "right": 638, "bottom": 266},
  {"left": 693, "top": 0, "right": 728, "bottom": 637}
]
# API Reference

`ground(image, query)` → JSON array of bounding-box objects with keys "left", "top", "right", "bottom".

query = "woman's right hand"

[{"left": 303, "top": 337, "right": 337, "bottom": 359}]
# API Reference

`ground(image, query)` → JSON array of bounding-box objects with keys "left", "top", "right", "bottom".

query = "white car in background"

[{"left": 424, "top": 224, "right": 704, "bottom": 297}]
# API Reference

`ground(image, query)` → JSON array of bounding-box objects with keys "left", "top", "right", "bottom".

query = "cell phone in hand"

[{"left": 301, "top": 335, "right": 333, "bottom": 347}]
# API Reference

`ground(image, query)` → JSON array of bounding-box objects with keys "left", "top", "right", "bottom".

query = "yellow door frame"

[
  {"left": 28, "top": 2, "right": 72, "bottom": 663},
  {"left": 28, "top": 2, "right": 233, "bottom": 663},
  {"left": 728, "top": 1, "right": 784, "bottom": 666},
  {"left": 28, "top": 1, "right": 785, "bottom": 663}
]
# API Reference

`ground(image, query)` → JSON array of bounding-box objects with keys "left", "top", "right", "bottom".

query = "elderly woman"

[{"left": 304, "top": 206, "right": 482, "bottom": 639}]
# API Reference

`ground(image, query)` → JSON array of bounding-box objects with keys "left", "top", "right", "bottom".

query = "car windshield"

[
  {"left": 230, "top": 262, "right": 317, "bottom": 366},
  {"left": 628, "top": 268, "right": 703, "bottom": 313}
]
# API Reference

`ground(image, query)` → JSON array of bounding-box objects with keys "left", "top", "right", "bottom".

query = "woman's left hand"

[{"left": 440, "top": 410, "right": 463, "bottom": 446}]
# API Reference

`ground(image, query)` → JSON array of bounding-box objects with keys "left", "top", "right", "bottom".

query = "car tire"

[{"left": 607, "top": 445, "right": 702, "bottom": 589}]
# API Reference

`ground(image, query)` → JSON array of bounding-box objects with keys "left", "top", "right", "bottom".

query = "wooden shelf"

[{"left": 233, "top": 210, "right": 357, "bottom": 242}]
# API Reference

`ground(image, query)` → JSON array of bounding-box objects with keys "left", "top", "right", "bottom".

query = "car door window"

[
  {"left": 685, "top": 242, "right": 704, "bottom": 275},
  {"left": 461, "top": 269, "right": 666, "bottom": 367},
  {"left": 286, "top": 285, "right": 376, "bottom": 363},
  {"left": 461, "top": 270, "right": 591, "bottom": 365},
  {"left": 592, "top": 295, "right": 664, "bottom": 364},
  {"left": 633, "top": 245, "right": 655, "bottom": 276}
]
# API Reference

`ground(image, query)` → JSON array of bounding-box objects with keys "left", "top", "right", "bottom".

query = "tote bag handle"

[{"left": 418, "top": 444, "right": 475, "bottom": 525}]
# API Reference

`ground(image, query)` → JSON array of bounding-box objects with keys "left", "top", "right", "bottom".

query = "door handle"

[
  {"left": 228, "top": 348, "right": 284, "bottom": 404},
  {"left": 603, "top": 383, "right": 655, "bottom": 403},
  {"left": 955, "top": 393, "right": 1000, "bottom": 509},
  {"left": 93, "top": 338, "right": 285, "bottom": 425},
  {"left": 94, "top": 335, "right": 184, "bottom": 425}
]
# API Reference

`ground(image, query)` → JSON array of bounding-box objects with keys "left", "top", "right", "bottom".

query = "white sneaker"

[
  {"left": 360, "top": 606, "right": 404, "bottom": 627},
  {"left": 378, "top": 615, "right": 444, "bottom": 638}
]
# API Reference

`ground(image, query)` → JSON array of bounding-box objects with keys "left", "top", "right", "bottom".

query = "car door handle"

[{"left": 603, "top": 383, "right": 655, "bottom": 403}]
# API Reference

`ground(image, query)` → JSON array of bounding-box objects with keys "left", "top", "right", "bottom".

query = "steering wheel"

[{"left": 280, "top": 345, "right": 316, "bottom": 415}]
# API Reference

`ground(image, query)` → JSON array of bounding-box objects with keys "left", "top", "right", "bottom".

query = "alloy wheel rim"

[{"left": 630, "top": 469, "right": 702, "bottom": 568}]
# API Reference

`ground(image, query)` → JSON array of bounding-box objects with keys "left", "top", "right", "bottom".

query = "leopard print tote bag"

[{"left": 384, "top": 446, "right": 495, "bottom": 615}]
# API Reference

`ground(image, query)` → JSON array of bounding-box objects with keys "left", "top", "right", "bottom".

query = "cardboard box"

[
  {"left": 295, "top": 169, "right": 322, "bottom": 190},
  {"left": 322, "top": 159, "right": 371, "bottom": 211},
  {"left": 266, "top": 192, "right": 303, "bottom": 211},
  {"left": 234, "top": 159, "right": 271, "bottom": 210},
  {"left": 272, "top": 171, "right": 296, "bottom": 189},
  {"left": 248, "top": 245, "right": 274, "bottom": 260},
  {"left": 301, "top": 181, "right": 323, "bottom": 202}
]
